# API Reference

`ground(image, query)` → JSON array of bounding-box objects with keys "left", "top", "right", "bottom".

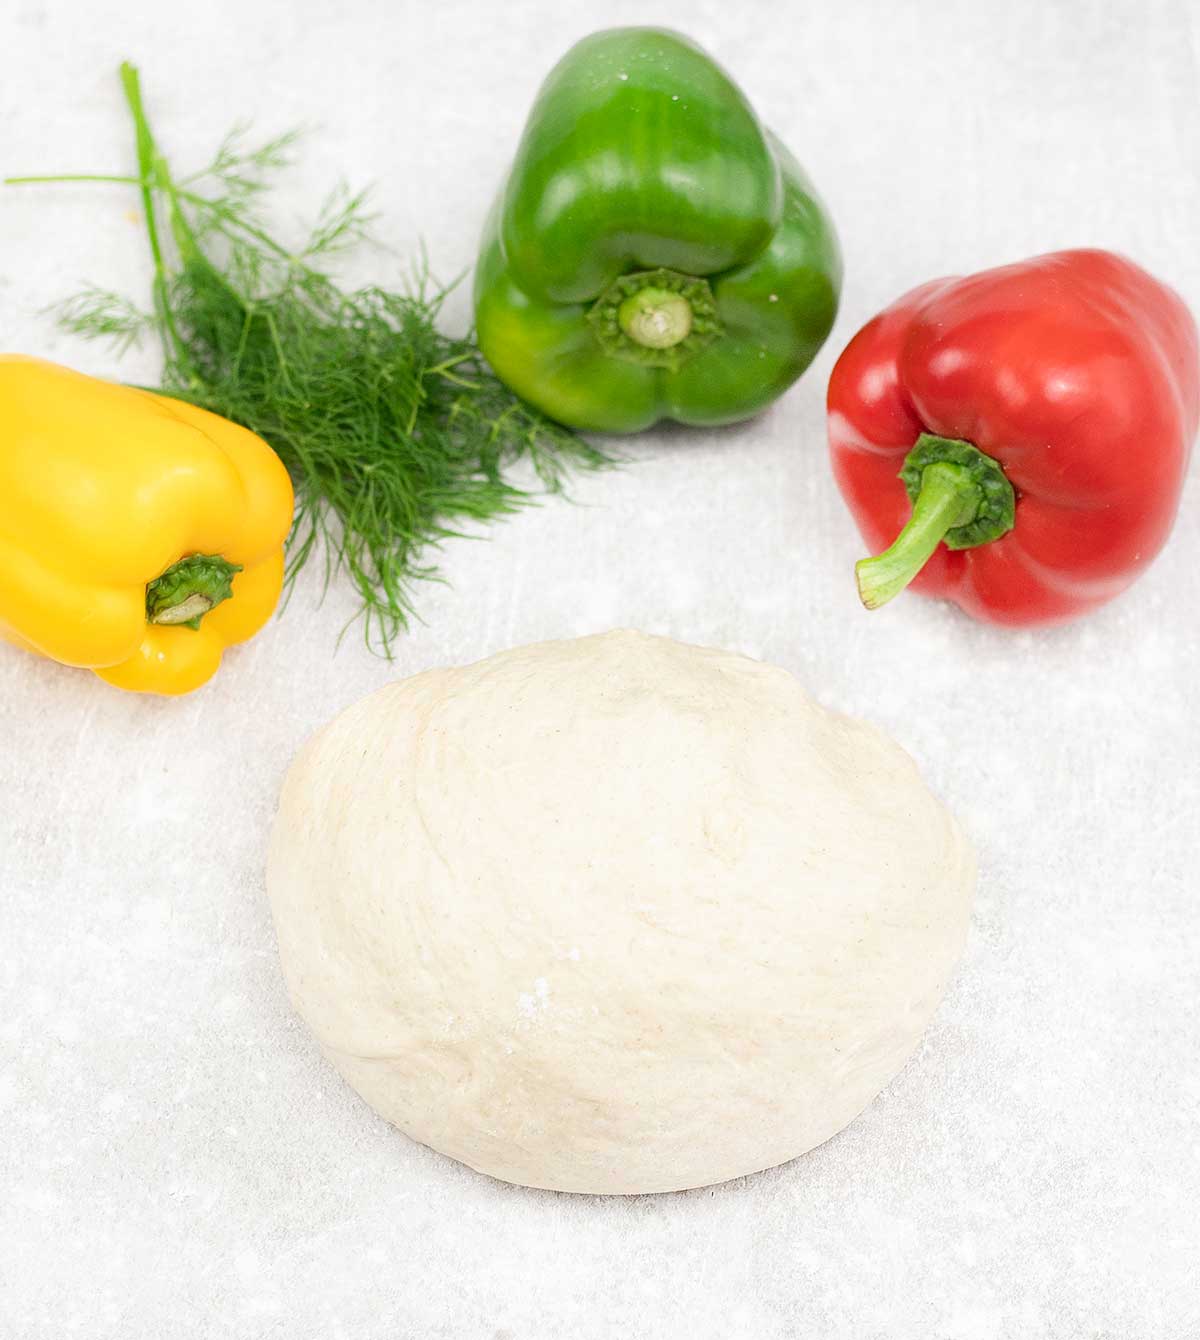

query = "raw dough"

[{"left": 267, "top": 631, "right": 975, "bottom": 1194}]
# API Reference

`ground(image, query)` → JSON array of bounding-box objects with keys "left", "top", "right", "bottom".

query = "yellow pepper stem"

[{"left": 146, "top": 554, "right": 241, "bottom": 631}]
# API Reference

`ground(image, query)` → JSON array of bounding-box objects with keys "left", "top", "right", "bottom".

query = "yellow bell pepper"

[{"left": 0, "top": 355, "right": 294, "bottom": 695}]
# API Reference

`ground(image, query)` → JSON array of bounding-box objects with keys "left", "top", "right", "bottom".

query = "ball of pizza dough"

[{"left": 267, "top": 631, "right": 974, "bottom": 1194}]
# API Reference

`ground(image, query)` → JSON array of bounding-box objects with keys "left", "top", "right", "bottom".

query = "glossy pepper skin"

[
  {"left": 828, "top": 250, "right": 1199, "bottom": 626},
  {"left": 0, "top": 356, "right": 294, "bottom": 694},
  {"left": 475, "top": 27, "right": 841, "bottom": 433}
]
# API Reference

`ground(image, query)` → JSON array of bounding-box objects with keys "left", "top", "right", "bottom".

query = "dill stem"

[
  {"left": 4, "top": 172, "right": 143, "bottom": 186},
  {"left": 425, "top": 354, "right": 475, "bottom": 375},
  {"left": 117, "top": 61, "right": 190, "bottom": 371}
]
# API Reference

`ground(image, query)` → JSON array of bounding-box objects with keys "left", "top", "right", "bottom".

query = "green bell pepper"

[{"left": 474, "top": 27, "right": 842, "bottom": 433}]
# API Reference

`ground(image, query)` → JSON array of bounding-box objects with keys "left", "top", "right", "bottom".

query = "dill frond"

[
  {"left": 54, "top": 286, "right": 152, "bottom": 352},
  {"left": 8, "top": 62, "right": 610, "bottom": 654}
]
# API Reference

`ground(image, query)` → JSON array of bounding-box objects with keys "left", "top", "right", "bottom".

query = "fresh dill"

[{"left": 5, "top": 62, "right": 610, "bottom": 653}]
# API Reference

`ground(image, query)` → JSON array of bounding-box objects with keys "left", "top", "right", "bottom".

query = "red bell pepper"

[{"left": 827, "top": 249, "right": 1199, "bottom": 625}]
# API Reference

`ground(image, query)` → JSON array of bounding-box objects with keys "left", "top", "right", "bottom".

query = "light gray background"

[{"left": 2, "top": 1, "right": 1198, "bottom": 1337}]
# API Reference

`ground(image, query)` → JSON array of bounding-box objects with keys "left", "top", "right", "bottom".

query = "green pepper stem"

[
  {"left": 587, "top": 267, "right": 721, "bottom": 370},
  {"left": 146, "top": 554, "right": 242, "bottom": 630},
  {"left": 618, "top": 288, "right": 693, "bottom": 349},
  {"left": 855, "top": 462, "right": 982, "bottom": 610}
]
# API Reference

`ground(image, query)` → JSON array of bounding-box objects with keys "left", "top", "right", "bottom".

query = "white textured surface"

[{"left": 1, "top": 1, "right": 1198, "bottom": 1336}]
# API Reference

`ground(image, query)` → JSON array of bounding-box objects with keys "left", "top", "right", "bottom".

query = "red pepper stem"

[{"left": 855, "top": 462, "right": 982, "bottom": 610}]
